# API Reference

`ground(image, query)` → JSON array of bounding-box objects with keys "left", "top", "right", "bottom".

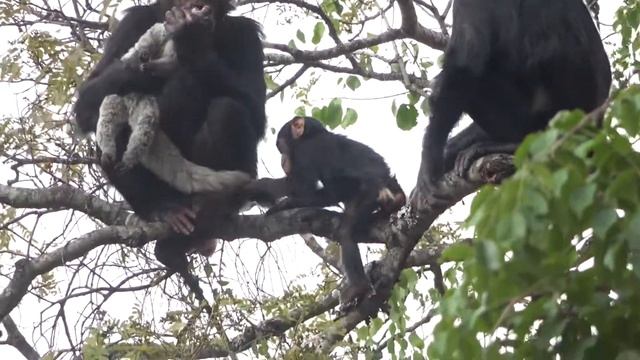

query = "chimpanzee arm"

[
  {"left": 266, "top": 190, "right": 339, "bottom": 215},
  {"left": 74, "top": 5, "right": 164, "bottom": 134},
  {"left": 245, "top": 177, "right": 291, "bottom": 206},
  {"left": 89, "top": 6, "right": 163, "bottom": 80},
  {"left": 171, "top": 18, "right": 265, "bottom": 118}
]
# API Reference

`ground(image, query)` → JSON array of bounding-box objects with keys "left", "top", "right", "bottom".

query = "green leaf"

[
  {"left": 346, "top": 76, "right": 361, "bottom": 90},
  {"left": 509, "top": 212, "right": 527, "bottom": 240},
  {"left": 409, "top": 333, "right": 425, "bottom": 349},
  {"left": 311, "top": 107, "right": 323, "bottom": 120},
  {"left": 593, "top": 208, "right": 618, "bottom": 238},
  {"left": 407, "top": 91, "right": 420, "bottom": 105},
  {"left": 294, "top": 106, "right": 306, "bottom": 117},
  {"left": 441, "top": 242, "right": 474, "bottom": 262},
  {"left": 403, "top": 268, "right": 419, "bottom": 289},
  {"left": 527, "top": 129, "right": 559, "bottom": 159},
  {"left": 569, "top": 184, "right": 596, "bottom": 218},
  {"left": 396, "top": 104, "right": 418, "bottom": 130},
  {"left": 604, "top": 239, "right": 624, "bottom": 271},
  {"left": 413, "top": 352, "right": 426, "bottom": 360},
  {"left": 312, "top": 22, "right": 325, "bottom": 44},
  {"left": 477, "top": 241, "right": 501, "bottom": 271},
  {"left": 420, "top": 98, "right": 430, "bottom": 116},
  {"left": 625, "top": 211, "right": 640, "bottom": 247},
  {"left": 296, "top": 29, "right": 306, "bottom": 43},
  {"left": 524, "top": 189, "right": 548, "bottom": 215},
  {"left": 325, "top": 98, "right": 343, "bottom": 128},
  {"left": 264, "top": 74, "right": 279, "bottom": 91},
  {"left": 356, "top": 325, "right": 369, "bottom": 341},
  {"left": 342, "top": 108, "right": 358, "bottom": 127},
  {"left": 551, "top": 168, "right": 570, "bottom": 197},
  {"left": 370, "top": 317, "right": 384, "bottom": 334},
  {"left": 615, "top": 93, "right": 640, "bottom": 136}
]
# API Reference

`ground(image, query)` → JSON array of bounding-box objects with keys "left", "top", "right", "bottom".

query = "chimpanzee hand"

[
  {"left": 159, "top": 205, "right": 199, "bottom": 235},
  {"left": 164, "top": 4, "right": 212, "bottom": 34}
]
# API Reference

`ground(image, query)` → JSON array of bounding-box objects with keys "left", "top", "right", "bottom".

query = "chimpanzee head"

[
  {"left": 275, "top": 116, "right": 328, "bottom": 175},
  {"left": 175, "top": 0, "right": 234, "bottom": 18}
]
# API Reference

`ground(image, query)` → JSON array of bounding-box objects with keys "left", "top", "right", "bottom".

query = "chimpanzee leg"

[
  {"left": 452, "top": 72, "right": 532, "bottom": 175},
  {"left": 154, "top": 236, "right": 212, "bottom": 314},
  {"left": 103, "top": 129, "right": 190, "bottom": 220},
  {"left": 189, "top": 97, "right": 259, "bottom": 177},
  {"left": 443, "top": 123, "right": 491, "bottom": 172},
  {"left": 339, "top": 182, "right": 381, "bottom": 308},
  {"left": 419, "top": 69, "right": 471, "bottom": 191}
]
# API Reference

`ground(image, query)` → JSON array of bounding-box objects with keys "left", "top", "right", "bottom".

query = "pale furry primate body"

[{"left": 96, "top": 23, "right": 250, "bottom": 194}]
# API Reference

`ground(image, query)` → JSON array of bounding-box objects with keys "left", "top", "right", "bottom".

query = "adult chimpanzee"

[
  {"left": 72, "top": 0, "right": 266, "bottom": 309},
  {"left": 412, "top": 0, "right": 611, "bottom": 207},
  {"left": 252, "top": 116, "right": 406, "bottom": 308}
]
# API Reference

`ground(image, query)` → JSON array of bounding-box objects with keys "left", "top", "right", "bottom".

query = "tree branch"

[
  {"left": 263, "top": 28, "right": 405, "bottom": 64},
  {"left": 0, "top": 184, "right": 128, "bottom": 225},
  {"left": 0, "top": 154, "right": 515, "bottom": 351},
  {"left": 1, "top": 315, "right": 41, "bottom": 360},
  {"left": 396, "top": 0, "right": 448, "bottom": 49}
]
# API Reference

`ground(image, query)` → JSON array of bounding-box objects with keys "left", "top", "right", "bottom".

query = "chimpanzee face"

[
  {"left": 290, "top": 117, "right": 305, "bottom": 140},
  {"left": 176, "top": 0, "right": 207, "bottom": 10}
]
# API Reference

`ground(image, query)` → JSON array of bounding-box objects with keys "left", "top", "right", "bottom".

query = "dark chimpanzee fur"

[
  {"left": 250, "top": 117, "right": 406, "bottom": 309},
  {"left": 413, "top": 0, "right": 611, "bottom": 208},
  {"left": 72, "top": 0, "right": 266, "bottom": 311}
]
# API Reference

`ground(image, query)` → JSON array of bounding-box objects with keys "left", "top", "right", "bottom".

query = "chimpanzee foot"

[
  {"left": 454, "top": 142, "right": 519, "bottom": 179},
  {"left": 453, "top": 143, "right": 487, "bottom": 178},
  {"left": 339, "top": 282, "right": 375, "bottom": 313}
]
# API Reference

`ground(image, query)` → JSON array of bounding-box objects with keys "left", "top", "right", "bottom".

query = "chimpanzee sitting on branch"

[
  {"left": 412, "top": 0, "right": 611, "bottom": 208},
  {"left": 250, "top": 116, "right": 406, "bottom": 309},
  {"left": 73, "top": 0, "right": 266, "bottom": 311}
]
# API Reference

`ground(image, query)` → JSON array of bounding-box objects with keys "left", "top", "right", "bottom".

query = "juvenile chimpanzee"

[
  {"left": 413, "top": 0, "right": 611, "bottom": 208},
  {"left": 72, "top": 0, "right": 266, "bottom": 309},
  {"left": 254, "top": 116, "right": 406, "bottom": 308}
]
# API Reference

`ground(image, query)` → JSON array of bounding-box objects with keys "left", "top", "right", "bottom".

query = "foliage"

[{"left": 430, "top": 2, "right": 640, "bottom": 358}]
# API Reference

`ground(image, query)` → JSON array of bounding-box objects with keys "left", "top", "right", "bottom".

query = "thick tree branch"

[
  {"left": 396, "top": 0, "right": 448, "bottom": 49},
  {"left": 0, "top": 184, "right": 127, "bottom": 225}
]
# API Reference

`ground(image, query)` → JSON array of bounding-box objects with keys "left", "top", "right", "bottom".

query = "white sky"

[{"left": 0, "top": 0, "right": 624, "bottom": 358}]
